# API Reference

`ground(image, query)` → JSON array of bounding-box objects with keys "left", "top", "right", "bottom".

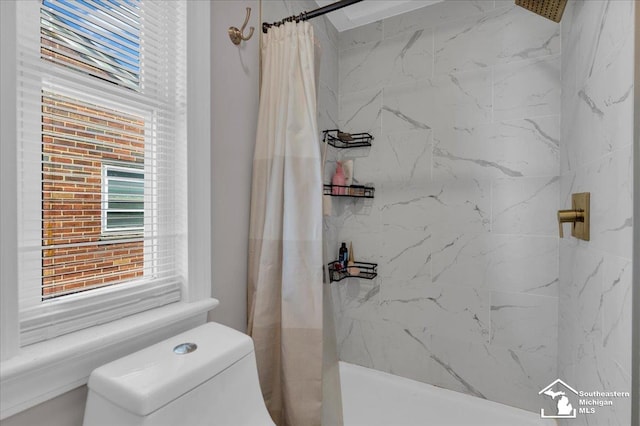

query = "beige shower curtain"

[{"left": 247, "top": 21, "right": 324, "bottom": 426}]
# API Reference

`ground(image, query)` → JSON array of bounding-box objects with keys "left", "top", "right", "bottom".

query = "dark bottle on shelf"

[{"left": 339, "top": 242, "right": 348, "bottom": 269}]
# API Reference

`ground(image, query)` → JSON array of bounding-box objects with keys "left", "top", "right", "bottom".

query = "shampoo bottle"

[
  {"left": 332, "top": 162, "right": 346, "bottom": 195},
  {"left": 343, "top": 160, "right": 354, "bottom": 195},
  {"left": 339, "top": 242, "right": 348, "bottom": 269}
]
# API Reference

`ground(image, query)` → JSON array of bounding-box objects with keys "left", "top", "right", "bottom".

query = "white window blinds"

[
  {"left": 16, "top": 0, "right": 187, "bottom": 345},
  {"left": 40, "top": 0, "right": 141, "bottom": 90}
]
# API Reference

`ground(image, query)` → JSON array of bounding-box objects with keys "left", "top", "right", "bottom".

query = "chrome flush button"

[{"left": 173, "top": 342, "right": 197, "bottom": 354}]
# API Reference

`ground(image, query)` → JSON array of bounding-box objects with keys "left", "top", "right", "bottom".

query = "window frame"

[
  {"left": 0, "top": 0, "right": 214, "bottom": 420},
  {"left": 19, "top": 0, "right": 181, "bottom": 323}
]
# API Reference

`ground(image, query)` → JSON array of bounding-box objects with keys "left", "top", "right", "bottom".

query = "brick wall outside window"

[{"left": 42, "top": 94, "right": 145, "bottom": 298}]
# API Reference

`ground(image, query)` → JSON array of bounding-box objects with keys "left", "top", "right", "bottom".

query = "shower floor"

[{"left": 340, "top": 362, "right": 555, "bottom": 426}]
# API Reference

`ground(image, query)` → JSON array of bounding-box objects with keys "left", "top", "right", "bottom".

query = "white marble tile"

[
  {"left": 317, "top": 14, "right": 339, "bottom": 49},
  {"left": 337, "top": 318, "right": 437, "bottom": 384},
  {"left": 336, "top": 317, "right": 377, "bottom": 369},
  {"left": 337, "top": 302, "right": 557, "bottom": 413},
  {"left": 557, "top": 240, "right": 578, "bottom": 387},
  {"left": 317, "top": 82, "right": 338, "bottom": 132},
  {"left": 433, "top": 116, "right": 560, "bottom": 180},
  {"left": 569, "top": 340, "right": 632, "bottom": 426},
  {"left": 339, "top": 20, "right": 383, "bottom": 52},
  {"left": 378, "top": 226, "right": 432, "bottom": 285},
  {"left": 572, "top": 0, "right": 634, "bottom": 92},
  {"left": 336, "top": 129, "right": 431, "bottom": 191},
  {"left": 491, "top": 175, "right": 559, "bottom": 235},
  {"left": 380, "top": 282, "right": 491, "bottom": 345},
  {"left": 490, "top": 291, "right": 558, "bottom": 359},
  {"left": 329, "top": 0, "right": 633, "bottom": 420},
  {"left": 602, "top": 255, "right": 632, "bottom": 377},
  {"left": 484, "top": 235, "right": 558, "bottom": 296},
  {"left": 339, "top": 88, "right": 382, "bottom": 134},
  {"left": 431, "top": 233, "right": 558, "bottom": 296},
  {"left": 400, "top": 329, "right": 557, "bottom": 413},
  {"left": 563, "top": 245, "right": 605, "bottom": 367},
  {"left": 431, "top": 178, "right": 492, "bottom": 234},
  {"left": 431, "top": 232, "right": 487, "bottom": 288},
  {"left": 377, "top": 184, "right": 440, "bottom": 233},
  {"left": 557, "top": 3, "right": 634, "bottom": 423},
  {"left": 559, "top": 91, "right": 579, "bottom": 174},
  {"left": 381, "top": 81, "right": 432, "bottom": 133},
  {"left": 492, "top": 5, "right": 560, "bottom": 65},
  {"left": 334, "top": 151, "right": 378, "bottom": 192},
  {"left": 318, "top": 29, "right": 339, "bottom": 95},
  {"left": 383, "top": 0, "right": 495, "bottom": 40},
  {"left": 335, "top": 214, "right": 381, "bottom": 265},
  {"left": 434, "top": 5, "right": 560, "bottom": 74},
  {"left": 382, "top": 68, "right": 492, "bottom": 133},
  {"left": 569, "top": 60, "right": 634, "bottom": 169},
  {"left": 592, "top": 356, "right": 633, "bottom": 426},
  {"left": 340, "top": 28, "right": 433, "bottom": 95},
  {"left": 493, "top": 55, "right": 561, "bottom": 122},
  {"left": 332, "top": 276, "right": 381, "bottom": 323},
  {"left": 573, "top": 146, "right": 633, "bottom": 259},
  {"left": 375, "top": 130, "right": 432, "bottom": 188},
  {"left": 330, "top": 208, "right": 380, "bottom": 314}
]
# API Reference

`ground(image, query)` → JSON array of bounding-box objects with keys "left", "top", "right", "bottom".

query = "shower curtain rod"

[{"left": 262, "top": 0, "right": 364, "bottom": 33}]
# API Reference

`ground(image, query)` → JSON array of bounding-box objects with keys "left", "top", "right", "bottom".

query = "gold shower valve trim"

[{"left": 557, "top": 192, "right": 590, "bottom": 241}]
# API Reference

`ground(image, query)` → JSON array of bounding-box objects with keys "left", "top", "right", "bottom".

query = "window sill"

[
  {"left": 0, "top": 298, "right": 218, "bottom": 420},
  {"left": 98, "top": 232, "right": 144, "bottom": 241}
]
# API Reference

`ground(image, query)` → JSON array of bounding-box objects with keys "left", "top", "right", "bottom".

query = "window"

[
  {"left": 41, "top": 91, "right": 147, "bottom": 299},
  {"left": 40, "top": 0, "right": 141, "bottom": 90},
  {"left": 15, "top": 0, "right": 188, "bottom": 344},
  {"left": 1, "top": 1, "right": 213, "bottom": 418},
  {"left": 102, "top": 165, "right": 145, "bottom": 234}
]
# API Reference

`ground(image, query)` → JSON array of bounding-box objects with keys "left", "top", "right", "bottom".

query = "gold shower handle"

[
  {"left": 557, "top": 192, "right": 590, "bottom": 240},
  {"left": 557, "top": 209, "right": 584, "bottom": 238}
]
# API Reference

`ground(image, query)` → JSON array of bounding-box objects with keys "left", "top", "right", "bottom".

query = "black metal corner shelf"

[
  {"left": 328, "top": 261, "right": 378, "bottom": 282},
  {"left": 323, "top": 129, "right": 373, "bottom": 149},
  {"left": 323, "top": 184, "right": 374, "bottom": 198}
]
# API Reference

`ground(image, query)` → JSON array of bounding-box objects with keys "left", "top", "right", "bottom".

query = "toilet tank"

[{"left": 83, "top": 322, "right": 274, "bottom": 426}]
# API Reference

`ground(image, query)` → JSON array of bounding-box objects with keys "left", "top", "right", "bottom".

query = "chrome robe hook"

[{"left": 228, "top": 7, "right": 255, "bottom": 45}]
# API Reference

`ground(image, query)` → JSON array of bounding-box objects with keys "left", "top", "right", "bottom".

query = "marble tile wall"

[
  {"left": 558, "top": 1, "right": 634, "bottom": 425},
  {"left": 331, "top": 0, "right": 562, "bottom": 413}
]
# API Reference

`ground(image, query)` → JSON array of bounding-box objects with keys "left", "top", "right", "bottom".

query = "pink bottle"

[{"left": 332, "top": 161, "right": 346, "bottom": 195}]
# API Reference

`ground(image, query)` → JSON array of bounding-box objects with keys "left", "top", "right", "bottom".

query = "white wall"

[{"left": 207, "top": 0, "right": 260, "bottom": 332}]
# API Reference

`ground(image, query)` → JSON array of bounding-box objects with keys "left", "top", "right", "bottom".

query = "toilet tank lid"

[{"left": 87, "top": 322, "right": 254, "bottom": 416}]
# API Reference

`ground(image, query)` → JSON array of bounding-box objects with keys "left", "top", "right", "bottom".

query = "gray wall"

[
  {"left": 208, "top": 0, "right": 260, "bottom": 333},
  {"left": 558, "top": 1, "right": 635, "bottom": 425},
  {"left": 331, "top": 0, "right": 561, "bottom": 413},
  {"left": 0, "top": 387, "right": 87, "bottom": 426}
]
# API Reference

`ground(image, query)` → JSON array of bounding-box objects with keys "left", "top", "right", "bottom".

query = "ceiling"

[{"left": 314, "top": 0, "right": 443, "bottom": 32}]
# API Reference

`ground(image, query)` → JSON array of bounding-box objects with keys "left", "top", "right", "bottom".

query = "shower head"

[{"left": 515, "top": 0, "right": 567, "bottom": 23}]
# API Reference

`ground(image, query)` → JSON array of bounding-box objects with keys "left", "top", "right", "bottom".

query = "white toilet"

[{"left": 83, "top": 322, "right": 275, "bottom": 426}]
